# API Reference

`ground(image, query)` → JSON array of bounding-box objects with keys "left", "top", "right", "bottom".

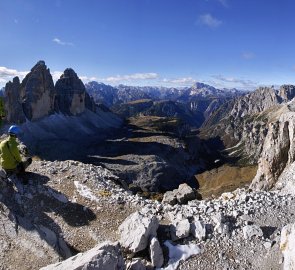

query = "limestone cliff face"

[
  {"left": 4, "top": 77, "right": 26, "bottom": 123},
  {"left": 251, "top": 111, "right": 295, "bottom": 190},
  {"left": 202, "top": 86, "right": 295, "bottom": 164},
  {"left": 55, "top": 68, "right": 86, "bottom": 115},
  {"left": 279, "top": 85, "right": 295, "bottom": 102},
  {"left": 229, "top": 87, "right": 281, "bottom": 119},
  {"left": 20, "top": 61, "right": 56, "bottom": 121},
  {"left": 3, "top": 61, "right": 99, "bottom": 123}
]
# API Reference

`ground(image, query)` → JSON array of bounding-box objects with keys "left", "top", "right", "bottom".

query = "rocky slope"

[
  {"left": 251, "top": 104, "right": 295, "bottom": 191},
  {"left": 201, "top": 85, "right": 295, "bottom": 164},
  {"left": 1, "top": 159, "right": 295, "bottom": 270}
]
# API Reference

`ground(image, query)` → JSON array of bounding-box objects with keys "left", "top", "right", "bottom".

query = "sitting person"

[{"left": 0, "top": 125, "right": 32, "bottom": 184}]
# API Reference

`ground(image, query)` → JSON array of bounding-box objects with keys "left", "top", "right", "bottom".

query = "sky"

[{"left": 0, "top": 0, "right": 295, "bottom": 90}]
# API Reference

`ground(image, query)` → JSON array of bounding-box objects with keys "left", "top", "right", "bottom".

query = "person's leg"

[{"left": 22, "top": 157, "right": 32, "bottom": 171}]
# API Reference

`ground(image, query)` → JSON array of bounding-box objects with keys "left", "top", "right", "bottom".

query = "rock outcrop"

[
  {"left": 4, "top": 76, "right": 26, "bottom": 123},
  {"left": 118, "top": 211, "right": 159, "bottom": 253},
  {"left": 3, "top": 61, "right": 100, "bottom": 124},
  {"left": 40, "top": 242, "right": 125, "bottom": 270},
  {"left": 20, "top": 61, "right": 56, "bottom": 121},
  {"left": 280, "top": 223, "right": 295, "bottom": 270},
  {"left": 55, "top": 68, "right": 87, "bottom": 115},
  {"left": 251, "top": 111, "right": 295, "bottom": 190},
  {"left": 162, "top": 183, "right": 200, "bottom": 205},
  {"left": 202, "top": 86, "right": 295, "bottom": 164}
]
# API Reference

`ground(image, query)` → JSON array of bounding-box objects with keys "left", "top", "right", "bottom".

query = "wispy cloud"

[
  {"left": 51, "top": 71, "right": 63, "bottom": 81},
  {"left": 242, "top": 52, "right": 255, "bottom": 60},
  {"left": 197, "top": 13, "right": 222, "bottom": 28},
  {"left": 103, "top": 73, "right": 159, "bottom": 83},
  {"left": 0, "top": 67, "right": 28, "bottom": 86},
  {"left": 80, "top": 76, "right": 99, "bottom": 83},
  {"left": 51, "top": 71, "right": 98, "bottom": 83},
  {"left": 211, "top": 75, "right": 258, "bottom": 89},
  {"left": 162, "top": 77, "right": 197, "bottom": 86},
  {"left": 218, "top": 0, "right": 229, "bottom": 7},
  {"left": 52, "top": 37, "right": 74, "bottom": 46}
]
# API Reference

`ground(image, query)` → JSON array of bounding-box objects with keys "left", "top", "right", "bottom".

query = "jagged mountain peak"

[
  {"left": 30, "top": 60, "right": 47, "bottom": 72},
  {"left": 191, "top": 82, "right": 217, "bottom": 90},
  {"left": 61, "top": 68, "right": 79, "bottom": 79}
]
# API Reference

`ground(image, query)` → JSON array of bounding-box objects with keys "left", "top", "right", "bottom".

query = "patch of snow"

[
  {"left": 228, "top": 149, "right": 239, "bottom": 156},
  {"left": 74, "top": 181, "right": 100, "bottom": 203},
  {"left": 224, "top": 141, "right": 243, "bottom": 151},
  {"left": 159, "top": 241, "right": 202, "bottom": 270}
]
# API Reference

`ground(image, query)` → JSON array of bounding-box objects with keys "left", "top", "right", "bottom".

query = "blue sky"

[{"left": 0, "top": 0, "right": 295, "bottom": 90}]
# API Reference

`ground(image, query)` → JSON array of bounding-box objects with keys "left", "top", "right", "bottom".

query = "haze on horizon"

[{"left": 1, "top": 0, "right": 295, "bottom": 90}]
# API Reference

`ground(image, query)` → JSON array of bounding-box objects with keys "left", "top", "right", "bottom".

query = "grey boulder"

[
  {"left": 119, "top": 211, "right": 159, "bottom": 253},
  {"left": 40, "top": 241, "right": 125, "bottom": 270}
]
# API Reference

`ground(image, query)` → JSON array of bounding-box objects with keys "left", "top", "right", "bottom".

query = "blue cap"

[{"left": 8, "top": 125, "right": 21, "bottom": 136}]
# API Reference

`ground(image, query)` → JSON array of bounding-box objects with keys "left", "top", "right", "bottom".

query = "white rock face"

[
  {"left": 149, "top": 237, "right": 164, "bottom": 268},
  {"left": 176, "top": 183, "right": 196, "bottom": 204},
  {"left": 251, "top": 112, "right": 295, "bottom": 190},
  {"left": 40, "top": 242, "right": 125, "bottom": 270},
  {"left": 118, "top": 211, "right": 159, "bottom": 253},
  {"left": 280, "top": 223, "right": 295, "bottom": 270},
  {"left": 190, "top": 220, "right": 206, "bottom": 241},
  {"left": 242, "top": 225, "right": 263, "bottom": 239},
  {"left": 126, "top": 258, "right": 147, "bottom": 270},
  {"left": 171, "top": 218, "right": 190, "bottom": 240}
]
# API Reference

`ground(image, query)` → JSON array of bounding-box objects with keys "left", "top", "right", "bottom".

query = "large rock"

[
  {"left": 280, "top": 223, "right": 295, "bottom": 270},
  {"left": 40, "top": 241, "right": 125, "bottom": 270},
  {"left": 190, "top": 220, "right": 206, "bottom": 241},
  {"left": 55, "top": 68, "right": 87, "bottom": 115},
  {"left": 242, "top": 225, "right": 263, "bottom": 239},
  {"left": 20, "top": 60, "right": 56, "bottom": 121},
  {"left": 162, "top": 190, "right": 177, "bottom": 205},
  {"left": 162, "top": 183, "right": 197, "bottom": 205},
  {"left": 118, "top": 212, "right": 159, "bottom": 253},
  {"left": 251, "top": 112, "right": 295, "bottom": 190},
  {"left": 4, "top": 77, "right": 26, "bottom": 123},
  {"left": 176, "top": 183, "right": 196, "bottom": 204},
  {"left": 149, "top": 237, "right": 164, "bottom": 268},
  {"left": 170, "top": 218, "right": 190, "bottom": 241},
  {"left": 126, "top": 259, "right": 146, "bottom": 270}
]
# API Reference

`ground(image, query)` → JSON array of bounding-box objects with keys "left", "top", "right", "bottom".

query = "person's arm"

[{"left": 10, "top": 141, "right": 22, "bottom": 163}]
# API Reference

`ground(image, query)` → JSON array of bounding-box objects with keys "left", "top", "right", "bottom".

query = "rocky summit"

[
  {"left": 2, "top": 61, "right": 295, "bottom": 269},
  {"left": 0, "top": 159, "right": 295, "bottom": 270}
]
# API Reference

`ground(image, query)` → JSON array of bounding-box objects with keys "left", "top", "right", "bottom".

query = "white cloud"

[
  {"left": 198, "top": 14, "right": 222, "bottom": 28},
  {"left": 103, "top": 73, "right": 159, "bottom": 83},
  {"left": 218, "top": 0, "right": 229, "bottom": 7},
  {"left": 0, "top": 67, "right": 28, "bottom": 86},
  {"left": 51, "top": 71, "right": 63, "bottom": 81},
  {"left": 242, "top": 52, "right": 255, "bottom": 60},
  {"left": 162, "top": 77, "right": 197, "bottom": 85},
  {"left": 211, "top": 75, "right": 258, "bottom": 89},
  {"left": 51, "top": 71, "right": 98, "bottom": 84},
  {"left": 80, "top": 76, "right": 99, "bottom": 83},
  {"left": 52, "top": 37, "right": 74, "bottom": 46}
]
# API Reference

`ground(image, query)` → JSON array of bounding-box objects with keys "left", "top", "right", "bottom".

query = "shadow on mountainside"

[
  {"left": 24, "top": 120, "right": 236, "bottom": 193},
  {"left": 0, "top": 171, "right": 96, "bottom": 258}
]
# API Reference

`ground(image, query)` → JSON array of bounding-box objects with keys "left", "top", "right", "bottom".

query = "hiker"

[{"left": 0, "top": 125, "right": 32, "bottom": 184}]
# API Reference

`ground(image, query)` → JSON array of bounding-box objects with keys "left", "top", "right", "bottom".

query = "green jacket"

[{"left": 0, "top": 136, "right": 22, "bottom": 170}]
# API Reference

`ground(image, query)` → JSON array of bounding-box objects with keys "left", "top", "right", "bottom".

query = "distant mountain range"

[
  {"left": 85, "top": 81, "right": 246, "bottom": 106},
  {"left": 85, "top": 81, "right": 247, "bottom": 127}
]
